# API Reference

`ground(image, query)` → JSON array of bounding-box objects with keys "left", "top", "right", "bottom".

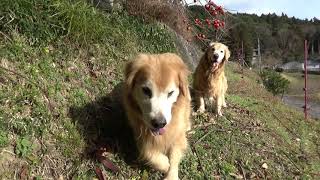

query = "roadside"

[{"left": 282, "top": 72, "right": 320, "bottom": 119}]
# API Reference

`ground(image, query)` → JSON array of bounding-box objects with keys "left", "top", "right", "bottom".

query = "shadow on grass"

[{"left": 69, "top": 83, "right": 139, "bottom": 165}]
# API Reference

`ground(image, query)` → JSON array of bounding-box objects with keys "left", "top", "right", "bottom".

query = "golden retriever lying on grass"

[
  {"left": 193, "top": 42, "right": 230, "bottom": 116},
  {"left": 123, "top": 53, "right": 191, "bottom": 179}
]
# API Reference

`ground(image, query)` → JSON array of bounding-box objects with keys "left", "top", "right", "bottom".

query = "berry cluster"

[
  {"left": 185, "top": 0, "right": 226, "bottom": 41},
  {"left": 205, "top": 1, "right": 224, "bottom": 16}
]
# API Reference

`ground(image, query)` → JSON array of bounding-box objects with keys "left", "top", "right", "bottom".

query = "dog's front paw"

[
  {"left": 147, "top": 153, "right": 170, "bottom": 173},
  {"left": 156, "top": 157, "right": 170, "bottom": 173},
  {"left": 216, "top": 110, "right": 223, "bottom": 117},
  {"left": 164, "top": 173, "right": 179, "bottom": 180},
  {"left": 197, "top": 107, "right": 205, "bottom": 113},
  {"left": 222, "top": 102, "right": 227, "bottom": 108}
]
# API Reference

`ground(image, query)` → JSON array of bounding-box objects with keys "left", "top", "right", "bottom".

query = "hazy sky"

[{"left": 186, "top": 0, "right": 320, "bottom": 20}]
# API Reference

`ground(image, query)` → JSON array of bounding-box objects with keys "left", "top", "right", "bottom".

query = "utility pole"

[
  {"left": 258, "top": 38, "right": 262, "bottom": 73},
  {"left": 241, "top": 41, "right": 244, "bottom": 66},
  {"left": 311, "top": 40, "right": 314, "bottom": 55}
]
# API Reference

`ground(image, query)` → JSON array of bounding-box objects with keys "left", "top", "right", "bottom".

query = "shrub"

[
  {"left": 124, "top": 0, "right": 192, "bottom": 39},
  {"left": 260, "top": 70, "right": 290, "bottom": 96}
]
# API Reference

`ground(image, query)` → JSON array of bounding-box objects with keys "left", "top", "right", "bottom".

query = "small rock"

[{"left": 262, "top": 162, "right": 268, "bottom": 169}]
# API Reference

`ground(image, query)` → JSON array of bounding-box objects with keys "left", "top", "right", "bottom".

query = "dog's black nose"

[
  {"left": 151, "top": 116, "right": 167, "bottom": 129},
  {"left": 213, "top": 53, "right": 219, "bottom": 60}
]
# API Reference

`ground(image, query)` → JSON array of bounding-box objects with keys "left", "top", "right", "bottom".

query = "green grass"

[
  {"left": 0, "top": 0, "right": 176, "bottom": 178},
  {"left": 1, "top": 0, "right": 320, "bottom": 179},
  {"left": 180, "top": 66, "right": 320, "bottom": 179}
]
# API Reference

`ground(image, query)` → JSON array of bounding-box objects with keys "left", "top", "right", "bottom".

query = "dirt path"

[{"left": 283, "top": 96, "right": 320, "bottom": 120}]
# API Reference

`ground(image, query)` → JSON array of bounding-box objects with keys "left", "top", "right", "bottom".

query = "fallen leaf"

[
  {"left": 99, "top": 156, "right": 119, "bottom": 173},
  {"left": 20, "top": 165, "right": 28, "bottom": 180},
  {"left": 94, "top": 166, "right": 105, "bottom": 180},
  {"left": 96, "top": 150, "right": 119, "bottom": 173}
]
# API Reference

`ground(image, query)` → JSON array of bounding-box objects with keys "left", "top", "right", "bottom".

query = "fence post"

[{"left": 304, "top": 40, "right": 308, "bottom": 120}]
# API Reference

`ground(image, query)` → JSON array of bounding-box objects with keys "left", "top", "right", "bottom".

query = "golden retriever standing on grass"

[
  {"left": 193, "top": 42, "right": 230, "bottom": 116},
  {"left": 123, "top": 53, "right": 191, "bottom": 180}
]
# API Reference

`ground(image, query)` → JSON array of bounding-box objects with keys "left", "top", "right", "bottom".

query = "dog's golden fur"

[
  {"left": 123, "top": 53, "right": 191, "bottom": 179},
  {"left": 193, "top": 42, "right": 230, "bottom": 115}
]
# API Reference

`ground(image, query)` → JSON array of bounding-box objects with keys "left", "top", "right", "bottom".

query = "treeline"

[{"left": 188, "top": 5, "right": 320, "bottom": 65}]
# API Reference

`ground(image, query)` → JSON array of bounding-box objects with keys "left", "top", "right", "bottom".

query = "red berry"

[
  {"left": 215, "top": 6, "right": 222, "bottom": 11},
  {"left": 205, "top": 4, "right": 210, "bottom": 10},
  {"left": 215, "top": 6, "right": 225, "bottom": 14},
  {"left": 205, "top": 19, "right": 210, "bottom": 25},
  {"left": 210, "top": 10, "right": 218, "bottom": 16},
  {"left": 213, "top": 20, "right": 220, "bottom": 29},
  {"left": 195, "top": 18, "right": 202, "bottom": 26}
]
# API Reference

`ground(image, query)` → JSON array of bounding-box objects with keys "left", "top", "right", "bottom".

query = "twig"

[
  {"left": 194, "top": 129, "right": 214, "bottom": 145},
  {"left": 310, "top": 172, "right": 320, "bottom": 177},
  {"left": 191, "top": 145, "right": 209, "bottom": 180},
  {"left": 280, "top": 150, "right": 302, "bottom": 173},
  {"left": 192, "top": 121, "right": 216, "bottom": 129},
  {"left": 1, "top": 149, "right": 16, "bottom": 156},
  {"left": 194, "top": 127, "right": 227, "bottom": 145},
  {"left": 236, "top": 160, "right": 247, "bottom": 180},
  {"left": 0, "top": 31, "right": 12, "bottom": 42}
]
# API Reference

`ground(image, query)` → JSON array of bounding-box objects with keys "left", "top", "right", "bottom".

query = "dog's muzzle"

[
  {"left": 150, "top": 114, "right": 167, "bottom": 136},
  {"left": 213, "top": 53, "right": 219, "bottom": 62}
]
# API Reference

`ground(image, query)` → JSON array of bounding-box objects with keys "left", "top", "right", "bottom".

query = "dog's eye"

[
  {"left": 167, "top": 90, "right": 174, "bottom": 98},
  {"left": 142, "top": 87, "right": 152, "bottom": 98},
  {"left": 220, "top": 50, "right": 224, "bottom": 53}
]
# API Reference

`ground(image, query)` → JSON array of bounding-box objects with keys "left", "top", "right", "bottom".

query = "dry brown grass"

[{"left": 124, "top": 0, "right": 192, "bottom": 39}]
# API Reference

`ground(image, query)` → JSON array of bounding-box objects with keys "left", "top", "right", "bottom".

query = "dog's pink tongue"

[{"left": 159, "top": 128, "right": 165, "bottom": 135}]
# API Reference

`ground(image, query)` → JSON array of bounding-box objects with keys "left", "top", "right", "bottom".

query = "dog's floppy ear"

[
  {"left": 177, "top": 60, "right": 191, "bottom": 101},
  {"left": 124, "top": 54, "right": 146, "bottom": 91},
  {"left": 209, "top": 42, "right": 215, "bottom": 47},
  {"left": 124, "top": 60, "right": 136, "bottom": 91},
  {"left": 224, "top": 46, "right": 231, "bottom": 61}
]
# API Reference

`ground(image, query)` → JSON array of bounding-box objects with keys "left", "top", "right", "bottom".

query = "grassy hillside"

[
  {"left": 1, "top": 0, "right": 320, "bottom": 179},
  {"left": 0, "top": 0, "right": 176, "bottom": 178}
]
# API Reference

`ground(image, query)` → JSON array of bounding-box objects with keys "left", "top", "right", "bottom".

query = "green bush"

[{"left": 260, "top": 70, "right": 290, "bottom": 96}]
